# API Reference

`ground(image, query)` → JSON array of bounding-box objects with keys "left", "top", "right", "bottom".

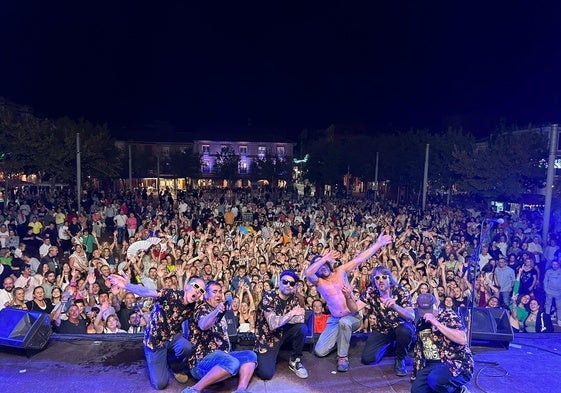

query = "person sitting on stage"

[
  {"left": 411, "top": 293, "right": 473, "bottom": 393},
  {"left": 182, "top": 280, "right": 256, "bottom": 393}
]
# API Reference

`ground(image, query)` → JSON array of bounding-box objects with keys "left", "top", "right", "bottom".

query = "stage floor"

[{"left": 0, "top": 333, "right": 559, "bottom": 393}]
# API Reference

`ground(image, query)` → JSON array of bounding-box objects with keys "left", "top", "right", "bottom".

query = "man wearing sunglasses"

[
  {"left": 109, "top": 270, "right": 206, "bottom": 390},
  {"left": 358, "top": 266, "right": 415, "bottom": 377},
  {"left": 253, "top": 269, "right": 308, "bottom": 380},
  {"left": 305, "top": 233, "right": 392, "bottom": 372},
  {"left": 183, "top": 280, "right": 256, "bottom": 393}
]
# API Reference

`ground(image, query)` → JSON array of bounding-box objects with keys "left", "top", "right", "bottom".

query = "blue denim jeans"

[
  {"left": 190, "top": 350, "right": 257, "bottom": 380},
  {"left": 144, "top": 333, "right": 193, "bottom": 390},
  {"left": 411, "top": 361, "right": 471, "bottom": 393}
]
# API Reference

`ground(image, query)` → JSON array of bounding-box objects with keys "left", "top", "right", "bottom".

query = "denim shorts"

[{"left": 191, "top": 350, "right": 257, "bottom": 380}]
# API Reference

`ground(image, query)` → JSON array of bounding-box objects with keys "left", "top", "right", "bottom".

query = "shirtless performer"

[{"left": 305, "top": 233, "right": 393, "bottom": 372}]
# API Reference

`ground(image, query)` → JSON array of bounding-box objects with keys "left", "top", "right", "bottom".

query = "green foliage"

[
  {"left": 450, "top": 131, "right": 548, "bottom": 199},
  {"left": 0, "top": 102, "right": 121, "bottom": 185},
  {"left": 214, "top": 145, "right": 240, "bottom": 186},
  {"left": 305, "top": 137, "right": 344, "bottom": 186},
  {"left": 303, "top": 128, "right": 459, "bottom": 190},
  {"left": 250, "top": 152, "right": 293, "bottom": 187}
]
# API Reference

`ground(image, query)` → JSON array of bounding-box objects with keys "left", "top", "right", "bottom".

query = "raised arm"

[
  {"left": 341, "top": 233, "right": 392, "bottom": 273},
  {"left": 305, "top": 250, "right": 339, "bottom": 284},
  {"left": 108, "top": 273, "right": 158, "bottom": 298}
]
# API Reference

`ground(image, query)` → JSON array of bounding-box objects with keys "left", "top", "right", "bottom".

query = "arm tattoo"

[{"left": 265, "top": 310, "right": 290, "bottom": 331}]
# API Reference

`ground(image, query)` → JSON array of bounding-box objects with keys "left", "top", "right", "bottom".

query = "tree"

[
  {"left": 305, "top": 135, "right": 345, "bottom": 189},
  {"left": 168, "top": 148, "right": 201, "bottom": 178},
  {"left": 214, "top": 145, "right": 240, "bottom": 187},
  {"left": 0, "top": 101, "right": 122, "bottom": 186},
  {"left": 57, "top": 117, "right": 123, "bottom": 182},
  {"left": 427, "top": 127, "right": 475, "bottom": 200},
  {"left": 251, "top": 153, "right": 293, "bottom": 188},
  {"left": 450, "top": 131, "right": 548, "bottom": 200}
]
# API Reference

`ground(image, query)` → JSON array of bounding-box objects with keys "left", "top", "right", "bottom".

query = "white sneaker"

[{"left": 288, "top": 357, "right": 309, "bottom": 379}]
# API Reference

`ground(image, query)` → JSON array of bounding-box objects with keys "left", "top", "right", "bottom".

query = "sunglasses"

[
  {"left": 281, "top": 279, "right": 297, "bottom": 287},
  {"left": 374, "top": 275, "right": 389, "bottom": 281},
  {"left": 190, "top": 282, "right": 206, "bottom": 295}
]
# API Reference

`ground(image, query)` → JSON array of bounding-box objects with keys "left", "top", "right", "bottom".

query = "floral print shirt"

[
  {"left": 360, "top": 284, "right": 413, "bottom": 334},
  {"left": 254, "top": 290, "right": 302, "bottom": 353},
  {"left": 187, "top": 301, "right": 231, "bottom": 369},
  {"left": 143, "top": 289, "right": 195, "bottom": 350},
  {"left": 411, "top": 309, "right": 474, "bottom": 380}
]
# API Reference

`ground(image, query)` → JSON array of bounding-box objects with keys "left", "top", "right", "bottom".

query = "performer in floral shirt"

[
  {"left": 411, "top": 293, "right": 473, "bottom": 393},
  {"left": 109, "top": 272, "right": 205, "bottom": 390},
  {"left": 358, "top": 266, "right": 415, "bottom": 376},
  {"left": 183, "top": 281, "right": 256, "bottom": 393},
  {"left": 254, "top": 269, "right": 308, "bottom": 380}
]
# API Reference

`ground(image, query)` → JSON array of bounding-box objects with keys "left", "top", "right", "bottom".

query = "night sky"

[{"left": 2, "top": 2, "right": 561, "bottom": 140}]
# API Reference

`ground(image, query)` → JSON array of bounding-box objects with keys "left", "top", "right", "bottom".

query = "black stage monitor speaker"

[
  {"left": 471, "top": 307, "right": 513, "bottom": 348},
  {"left": 224, "top": 310, "right": 239, "bottom": 342},
  {"left": 0, "top": 308, "right": 52, "bottom": 350}
]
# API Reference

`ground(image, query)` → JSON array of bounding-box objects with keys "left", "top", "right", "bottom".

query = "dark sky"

[{"left": 2, "top": 2, "right": 561, "bottom": 139}]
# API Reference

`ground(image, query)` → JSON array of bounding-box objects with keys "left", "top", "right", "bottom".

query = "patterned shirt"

[
  {"left": 143, "top": 289, "right": 195, "bottom": 350},
  {"left": 254, "top": 290, "right": 301, "bottom": 353},
  {"left": 360, "top": 284, "right": 413, "bottom": 334},
  {"left": 411, "top": 309, "right": 474, "bottom": 380},
  {"left": 187, "top": 301, "right": 231, "bottom": 369}
]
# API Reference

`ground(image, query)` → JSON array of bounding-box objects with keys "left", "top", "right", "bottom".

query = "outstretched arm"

[
  {"left": 341, "top": 233, "right": 392, "bottom": 273},
  {"left": 108, "top": 273, "right": 158, "bottom": 298}
]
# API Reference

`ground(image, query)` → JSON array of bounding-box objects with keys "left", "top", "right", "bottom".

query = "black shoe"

[{"left": 394, "top": 358, "right": 407, "bottom": 376}]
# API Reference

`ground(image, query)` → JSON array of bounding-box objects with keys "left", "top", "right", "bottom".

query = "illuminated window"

[
  {"left": 239, "top": 161, "right": 248, "bottom": 174},
  {"left": 276, "top": 146, "right": 285, "bottom": 157},
  {"left": 201, "top": 160, "right": 211, "bottom": 173},
  {"left": 239, "top": 145, "right": 247, "bottom": 155},
  {"left": 202, "top": 145, "right": 210, "bottom": 154},
  {"left": 258, "top": 146, "right": 266, "bottom": 159}
]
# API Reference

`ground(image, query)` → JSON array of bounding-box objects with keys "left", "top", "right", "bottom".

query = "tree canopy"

[
  {"left": 0, "top": 102, "right": 122, "bottom": 185},
  {"left": 214, "top": 145, "right": 240, "bottom": 187},
  {"left": 450, "top": 131, "right": 548, "bottom": 200},
  {"left": 250, "top": 152, "right": 293, "bottom": 187}
]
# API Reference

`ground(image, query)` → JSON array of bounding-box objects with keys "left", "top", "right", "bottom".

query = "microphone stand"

[{"left": 467, "top": 217, "right": 497, "bottom": 347}]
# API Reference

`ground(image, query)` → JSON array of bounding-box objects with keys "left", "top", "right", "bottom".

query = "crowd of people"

[{"left": 0, "top": 186, "right": 560, "bottom": 392}]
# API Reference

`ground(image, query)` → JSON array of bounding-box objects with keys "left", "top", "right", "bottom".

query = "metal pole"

[
  {"left": 156, "top": 154, "right": 160, "bottom": 196},
  {"left": 128, "top": 144, "right": 133, "bottom": 191},
  {"left": 374, "top": 152, "right": 379, "bottom": 201},
  {"left": 543, "top": 124, "right": 558, "bottom": 242},
  {"left": 422, "top": 143, "right": 429, "bottom": 211},
  {"left": 76, "top": 133, "right": 81, "bottom": 214},
  {"left": 347, "top": 165, "right": 350, "bottom": 198}
]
